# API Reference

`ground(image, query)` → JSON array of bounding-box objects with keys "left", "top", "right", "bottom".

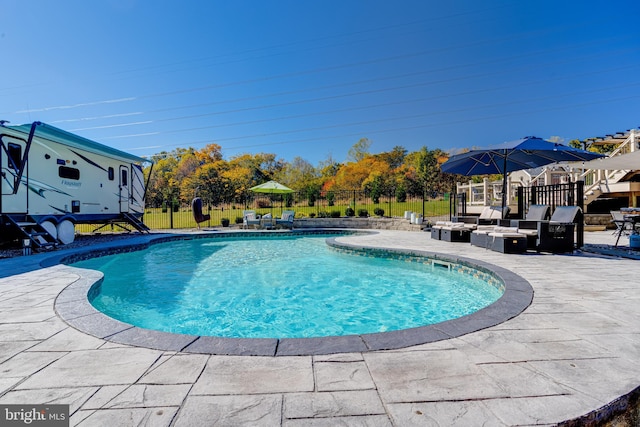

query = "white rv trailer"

[{"left": 1, "top": 121, "right": 153, "bottom": 248}]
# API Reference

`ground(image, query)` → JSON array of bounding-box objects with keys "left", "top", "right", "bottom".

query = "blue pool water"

[{"left": 74, "top": 234, "right": 503, "bottom": 338}]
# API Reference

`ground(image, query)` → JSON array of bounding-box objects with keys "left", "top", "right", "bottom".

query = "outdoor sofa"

[{"left": 432, "top": 206, "right": 509, "bottom": 242}]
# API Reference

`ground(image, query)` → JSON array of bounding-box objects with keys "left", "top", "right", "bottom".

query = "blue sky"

[{"left": 2, "top": 0, "right": 639, "bottom": 164}]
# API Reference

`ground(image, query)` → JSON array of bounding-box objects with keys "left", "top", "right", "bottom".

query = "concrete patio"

[{"left": 0, "top": 230, "right": 638, "bottom": 426}]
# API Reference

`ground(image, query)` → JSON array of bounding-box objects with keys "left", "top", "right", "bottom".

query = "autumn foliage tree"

[{"left": 143, "top": 137, "right": 454, "bottom": 209}]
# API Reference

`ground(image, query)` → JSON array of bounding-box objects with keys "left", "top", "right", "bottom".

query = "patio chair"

[
  {"left": 535, "top": 206, "right": 582, "bottom": 253},
  {"left": 276, "top": 210, "right": 295, "bottom": 229},
  {"left": 243, "top": 210, "right": 261, "bottom": 229},
  {"left": 454, "top": 205, "right": 510, "bottom": 226},
  {"left": 501, "top": 204, "right": 551, "bottom": 226},
  {"left": 500, "top": 204, "right": 551, "bottom": 248},
  {"left": 191, "top": 197, "right": 210, "bottom": 229},
  {"left": 611, "top": 210, "right": 633, "bottom": 236},
  {"left": 436, "top": 206, "right": 510, "bottom": 242}
]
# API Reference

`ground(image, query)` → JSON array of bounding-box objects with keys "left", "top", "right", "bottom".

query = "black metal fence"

[
  {"left": 139, "top": 190, "right": 453, "bottom": 230},
  {"left": 518, "top": 181, "right": 585, "bottom": 247}
]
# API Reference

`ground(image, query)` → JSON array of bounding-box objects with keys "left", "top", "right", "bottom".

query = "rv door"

[
  {"left": 1, "top": 137, "right": 27, "bottom": 213},
  {"left": 119, "top": 165, "right": 129, "bottom": 212}
]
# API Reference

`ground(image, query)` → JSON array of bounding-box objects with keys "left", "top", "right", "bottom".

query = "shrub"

[
  {"left": 330, "top": 210, "right": 341, "bottom": 218},
  {"left": 257, "top": 199, "right": 271, "bottom": 208},
  {"left": 309, "top": 212, "right": 316, "bottom": 218},
  {"left": 345, "top": 207, "right": 355, "bottom": 217},
  {"left": 327, "top": 191, "right": 335, "bottom": 206},
  {"left": 374, "top": 207, "right": 385, "bottom": 217},
  {"left": 357, "top": 208, "right": 368, "bottom": 217},
  {"left": 317, "top": 211, "right": 330, "bottom": 218},
  {"left": 235, "top": 216, "right": 243, "bottom": 224}
]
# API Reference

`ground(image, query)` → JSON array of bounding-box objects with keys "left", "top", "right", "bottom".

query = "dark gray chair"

[
  {"left": 536, "top": 206, "right": 582, "bottom": 253},
  {"left": 454, "top": 206, "right": 510, "bottom": 226},
  {"left": 500, "top": 204, "right": 551, "bottom": 248}
]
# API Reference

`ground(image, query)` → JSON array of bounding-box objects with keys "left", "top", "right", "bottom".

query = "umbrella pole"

[{"left": 501, "top": 152, "right": 508, "bottom": 219}]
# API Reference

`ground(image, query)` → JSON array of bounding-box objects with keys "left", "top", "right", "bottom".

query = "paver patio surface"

[{"left": 0, "top": 230, "right": 638, "bottom": 426}]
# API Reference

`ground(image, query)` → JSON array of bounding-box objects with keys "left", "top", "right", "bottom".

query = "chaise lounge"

[
  {"left": 435, "top": 206, "right": 509, "bottom": 243},
  {"left": 485, "top": 226, "right": 528, "bottom": 253},
  {"left": 496, "top": 204, "right": 551, "bottom": 249}
]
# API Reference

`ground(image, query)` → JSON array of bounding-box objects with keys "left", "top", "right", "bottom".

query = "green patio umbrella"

[
  {"left": 249, "top": 180, "right": 294, "bottom": 217},
  {"left": 250, "top": 180, "right": 294, "bottom": 194}
]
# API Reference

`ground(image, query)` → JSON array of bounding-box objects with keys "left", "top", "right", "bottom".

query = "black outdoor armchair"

[{"left": 536, "top": 206, "right": 582, "bottom": 253}]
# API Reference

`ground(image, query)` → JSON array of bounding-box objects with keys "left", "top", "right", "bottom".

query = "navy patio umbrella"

[{"left": 440, "top": 136, "right": 605, "bottom": 217}]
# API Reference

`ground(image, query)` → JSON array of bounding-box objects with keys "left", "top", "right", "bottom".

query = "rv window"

[
  {"left": 121, "top": 169, "right": 128, "bottom": 186},
  {"left": 59, "top": 166, "right": 80, "bottom": 180},
  {"left": 7, "top": 143, "right": 22, "bottom": 170},
  {"left": 108, "top": 167, "right": 115, "bottom": 180}
]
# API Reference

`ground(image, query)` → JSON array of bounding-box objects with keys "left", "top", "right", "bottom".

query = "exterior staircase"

[
  {"left": 122, "top": 213, "right": 151, "bottom": 233},
  {"left": 1, "top": 215, "right": 59, "bottom": 252},
  {"left": 576, "top": 131, "right": 639, "bottom": 205},
  {"left": 92, "top": 213, "right": 151, "bottom": 234}
]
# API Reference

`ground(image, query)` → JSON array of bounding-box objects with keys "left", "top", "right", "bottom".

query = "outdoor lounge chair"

[
  {"left": 243, "top": 210, "right": 261, "bottom": 229},
  {"left": 435, "top": 206, "right": 510, "bottom": 242},
  {"left": 503, "top": 204, "right": 551, "bottom": 227},
  {"left": 454, "top": 205, "right": 510, "bottom": 226},
  {"left": 470, "top": 224, "right": 498, "bottom": 248},
  {"left": 534, "top": 206, "right": 582, "bottom": 253},
  {"left": 486, "top": 226, "right": 528, "bottom": 253},
  {"left": 191, "top": 197, "right": 210, "bottom": 229},
  {"left": 499, "top": 204, "right": 551, "bottom": 248},
  {"left": 439, "top": 221, "right": 473, "bottom": 242},
  {"left": 276, "top": 210, "right": 295, "bottom": 229}
]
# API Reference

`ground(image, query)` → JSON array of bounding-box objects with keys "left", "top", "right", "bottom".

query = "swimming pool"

[{"left": 73, "top": 233, "right": 504, "bottom": 339}]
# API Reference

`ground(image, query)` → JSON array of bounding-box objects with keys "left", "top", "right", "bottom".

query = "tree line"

[{"left": 144, "top": 138, "right": 458, "bottom": 208}]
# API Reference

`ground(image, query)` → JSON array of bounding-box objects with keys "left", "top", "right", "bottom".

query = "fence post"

[
  {"left": 576, "top": 180, "right": 584, "bottom": 248},
  {"left": 169, "top": 203, "right": 174, "bottom": 229},
  {"left": 517, "top": 187, "right": 524, "bottom": 219},
  {"left": 482, "top": 178, "right": 489, "bottom": 205}
]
